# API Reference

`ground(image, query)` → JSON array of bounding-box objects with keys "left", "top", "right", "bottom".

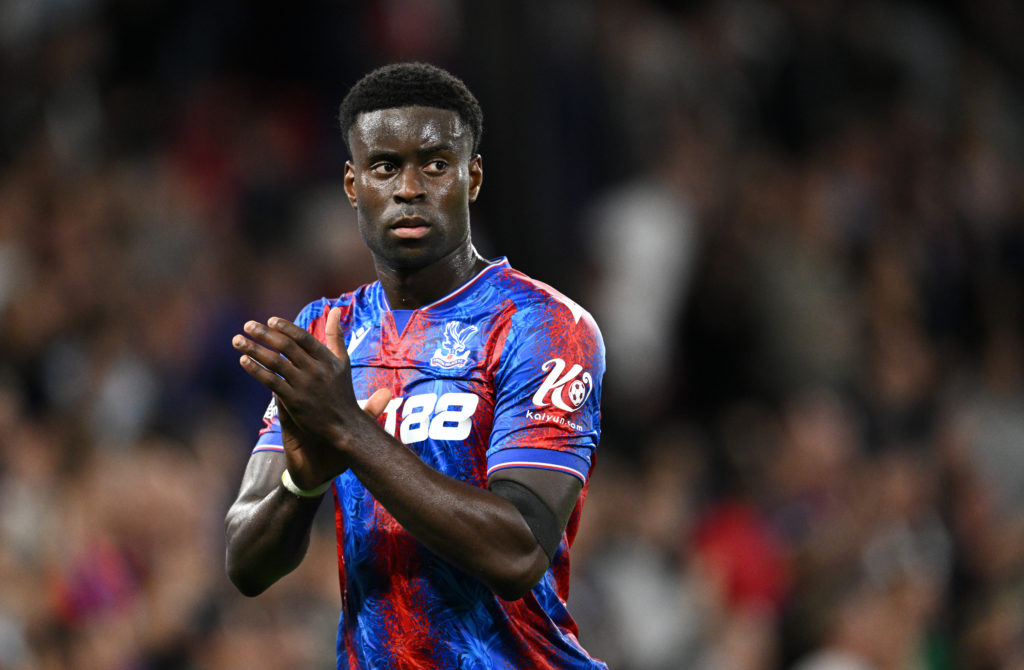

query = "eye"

[
  {"left": 424, "top": 160, "right": 448, "bottom": 174},
  {"left": 370, "top": 162, "right": 397, "bottom": 175}
]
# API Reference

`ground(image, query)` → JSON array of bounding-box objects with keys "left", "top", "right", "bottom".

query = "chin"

[{"left": 380, "top": 245, "right": 441, "bottom": 270}]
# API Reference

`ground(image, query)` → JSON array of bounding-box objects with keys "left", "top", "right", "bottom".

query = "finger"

[
  {"left": 325, "top": 307, "right": 347, "bottom": 360},
  {"left": 243, "top": 320, "right": 315, "bottom": 369},
  {"left": 268, "top": 316, "right": 326, "bottom": 358},
  {"left": 238, "top": 353, "right": 293, "bottom": 396},
  {"left": 362, "top": 388, "right": 393, "bottom": 419},
  {"left": 233, "top": 334, "right": 292, "bottom": 376}
]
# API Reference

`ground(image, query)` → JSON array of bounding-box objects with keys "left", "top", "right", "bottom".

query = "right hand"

[
  {"left": 276, "top": 386, "right": 391, "bottom": 489},
  {"left": 233, "top": 306, "right": 392, "bottom": 489}
]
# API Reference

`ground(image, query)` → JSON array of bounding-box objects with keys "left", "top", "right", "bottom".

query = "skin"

[{"left": 224, "top": 106, "right": 583, "bottom": 601}]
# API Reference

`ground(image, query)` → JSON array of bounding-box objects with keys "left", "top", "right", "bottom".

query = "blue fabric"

[
  {"left": 251, "top": 258, "right": 607, "bottom": 669},
  {"left": 391, "top": 309, "right": 414, "bottom": 335}
]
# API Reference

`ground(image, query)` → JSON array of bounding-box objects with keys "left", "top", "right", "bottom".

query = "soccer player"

[{"left": 225, "top": 62, "right": 606, "bottom": 669}]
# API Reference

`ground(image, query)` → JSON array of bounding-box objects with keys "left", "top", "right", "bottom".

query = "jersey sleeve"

[
  {"left": 487, "top": 298, "right": 605, "bottom": 484},
  {"left": 251, "top": 395, "right": 284, "bottom": 453},
  {"left": 250, "top": 299, "right": 333, "bottom": 454}
]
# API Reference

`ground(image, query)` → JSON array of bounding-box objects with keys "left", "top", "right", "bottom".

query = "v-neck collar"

[{"left": 375, "top": 257, "right": 508, "bottom": 314}]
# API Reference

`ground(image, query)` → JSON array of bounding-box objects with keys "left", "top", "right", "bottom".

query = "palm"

[
  {"left": 277, "top": 397, "right": 347, "bottom": 488},
  {"left": 233, "top": 307, "right": 393, "bottom": 489}
]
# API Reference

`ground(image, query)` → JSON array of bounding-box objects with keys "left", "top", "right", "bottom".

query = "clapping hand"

[{"left": 233, "top": 307, "right": 391, "bottom": 488}]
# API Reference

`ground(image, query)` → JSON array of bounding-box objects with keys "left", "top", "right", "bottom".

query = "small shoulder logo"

[
  {"left": 263, "top": 397, "right": 278, "bottom": 421},
  {"left": 259, "top": 396, "right": 279, "bottom": 435},
  {"left": 430, "top": 321, "right": 479, "bottom": 369},
  {"left": 347, "top": 324, "right": 371, "bottom": 355},
  {"left": 532, "top": 358, "right": 594, "bottom": 412}
]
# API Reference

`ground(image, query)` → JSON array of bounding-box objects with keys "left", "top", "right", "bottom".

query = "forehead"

[{"left": 349, "top": 106, "right": 470, "bottom": 155}]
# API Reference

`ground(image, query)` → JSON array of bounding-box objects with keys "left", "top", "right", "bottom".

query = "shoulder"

[
  {"left": 494, "top": 267, "right": 602, "bottom": 342},
  {"left": 489, "top": 267, "right": 604, "bottom": 378},
  {"left": 292, "top": 283, "right": 379, "bottom": 331}
]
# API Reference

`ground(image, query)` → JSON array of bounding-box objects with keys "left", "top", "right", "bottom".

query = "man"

[{"left": 225, "top": 62, "right": 606, "bottom": 669}]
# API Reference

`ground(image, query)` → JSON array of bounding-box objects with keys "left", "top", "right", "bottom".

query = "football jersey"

[{"left": 252, "top": 258, "right": 607, "bottom": 670}]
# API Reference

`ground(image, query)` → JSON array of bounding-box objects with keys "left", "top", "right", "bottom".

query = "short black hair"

[{"left": 338, "top": 62, "right": 483, "bottom": 156}]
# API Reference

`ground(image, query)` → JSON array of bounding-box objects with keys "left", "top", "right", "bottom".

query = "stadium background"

[{"left": 1, "top": 0, "right": 1023, "bottom": 668}]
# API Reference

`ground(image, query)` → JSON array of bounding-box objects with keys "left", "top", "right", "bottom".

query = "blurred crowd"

[{"left": 1, "top": 1, "right": 1023, "bottom": 669}]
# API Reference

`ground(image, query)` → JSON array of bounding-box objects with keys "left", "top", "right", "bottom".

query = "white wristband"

[{"left": 281, "top": 469, "right": 331, "bottom": 498}]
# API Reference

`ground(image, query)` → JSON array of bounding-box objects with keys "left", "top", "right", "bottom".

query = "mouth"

[{"left": 390, "top": 216, "right": 432, "bottom": 240}]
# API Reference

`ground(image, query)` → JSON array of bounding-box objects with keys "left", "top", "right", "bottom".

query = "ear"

[
  {"left": 344, "top": 161, "right": 358, "bottom": 209},
  {"left": 468, "top": 154, "right": 483, "bottom": 203}
]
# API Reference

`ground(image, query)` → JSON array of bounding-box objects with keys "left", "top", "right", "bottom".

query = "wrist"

[
  {"left": 281, "top": 469, "right": 332, "bottom": 498},
  {"left": 324, "top": 410, "right": 379, "bottom": 460}
]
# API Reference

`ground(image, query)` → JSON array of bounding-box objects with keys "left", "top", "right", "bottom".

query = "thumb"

[
  {"left": 362, "top": 388, "right": 393, "bottom": 419},
  {"left": 325, "top": 306, "right": 346, "bottom": 359}
]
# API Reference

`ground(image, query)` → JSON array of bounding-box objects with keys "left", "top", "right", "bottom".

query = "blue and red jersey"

[{"left": 252, "top": 257, "right": 607, "bottom": 669}]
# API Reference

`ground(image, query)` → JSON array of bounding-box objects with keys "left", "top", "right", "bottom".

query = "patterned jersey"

[{"left": 252, "top": 258, "right": 607, "bottom": 669}]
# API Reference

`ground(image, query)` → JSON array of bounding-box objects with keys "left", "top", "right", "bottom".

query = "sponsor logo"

[
  {"left": 525, "top": 408, "right": 587, "bottom": 432},
  {"left": 259, "top": 396, "right": 279, "bottom": 435},
  {"left": 531, "top": 358, "right": 593, "bottom": 412},
  {"left": 430, "top": 321, "right": 478, "bottom": 369}
]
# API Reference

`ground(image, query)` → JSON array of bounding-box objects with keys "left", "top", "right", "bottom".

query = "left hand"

[{"left": 233, "top": 308, "right": 391, "bottom": 487}]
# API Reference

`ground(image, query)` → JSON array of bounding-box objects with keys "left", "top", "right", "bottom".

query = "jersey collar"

[{"left": 376, "top": 257, "right": 509, "bottom": 313}]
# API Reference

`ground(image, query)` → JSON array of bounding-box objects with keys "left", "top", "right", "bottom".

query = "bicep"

[{"left": 487, "top": 467, "right": 582, "bottom": 533}]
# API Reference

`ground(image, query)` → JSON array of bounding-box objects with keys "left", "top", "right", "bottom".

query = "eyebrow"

[
  {"left": 365, "top": 144, "right": 459, "bottom": 163},
  {"left": 417, "top": 143, "right": 458, "bottom": 157},
  {"left": 365, "top": 149, "right": 401, "bottom": 164}
]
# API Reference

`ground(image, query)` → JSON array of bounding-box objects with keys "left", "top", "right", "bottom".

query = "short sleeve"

[
  {"left": 487, "top": 298, "right": 605, "bottom": 484},
  {"left": 252, "top": 395, "right": 284, "bottom": 453}
]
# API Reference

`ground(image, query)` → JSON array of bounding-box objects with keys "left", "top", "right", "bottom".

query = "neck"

[{"left": 375, "top": 243, "right": 489, "bottom": 310}]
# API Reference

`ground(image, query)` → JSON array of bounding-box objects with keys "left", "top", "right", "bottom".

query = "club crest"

[{"left": 430, "top": 321, "right": 478, "bottom": 369}]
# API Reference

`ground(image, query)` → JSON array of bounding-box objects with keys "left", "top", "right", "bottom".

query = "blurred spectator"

[
  {"left": 584, "top": 117, "right": 702, "bottom": 423},
  {"left": 2, "top": 0, "right": 1024, "bottom": 668}
]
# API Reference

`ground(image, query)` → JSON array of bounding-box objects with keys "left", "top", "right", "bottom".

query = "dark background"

[{"left": 1, "top": 1, "right": 1023, "bottom": 668}]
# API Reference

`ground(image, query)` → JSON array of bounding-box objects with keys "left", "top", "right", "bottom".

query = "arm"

[
  {"left": 231, "top": 310, "right": 581, "bottom": 600},
  {"left": 224, "top": 451, "right": 321, "bottom": 597},
  {"left": 340, "top": 435, "right": 580, "bottom": 600},
  {"left": 224, "top": 387, "right": 392, "bottom": 597}
]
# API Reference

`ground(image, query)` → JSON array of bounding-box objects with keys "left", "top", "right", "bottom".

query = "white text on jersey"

[{"left": 359, "top": 392, "right": 480, "bottom": 443}]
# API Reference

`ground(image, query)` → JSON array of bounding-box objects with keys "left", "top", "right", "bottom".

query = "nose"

[{"left": 394, "top": 167, "right": 425, "bottom": 203}]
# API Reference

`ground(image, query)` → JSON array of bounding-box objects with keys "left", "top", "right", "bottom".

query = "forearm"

[
  {"left": 224, "top": 455, "right": 323, "bottom": 596},
  {"left": 341, "top": 418, "right": 548, "bottom": 600},
  {"left": 231, "top": 314, "right": 549, "bottom": 598}
]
